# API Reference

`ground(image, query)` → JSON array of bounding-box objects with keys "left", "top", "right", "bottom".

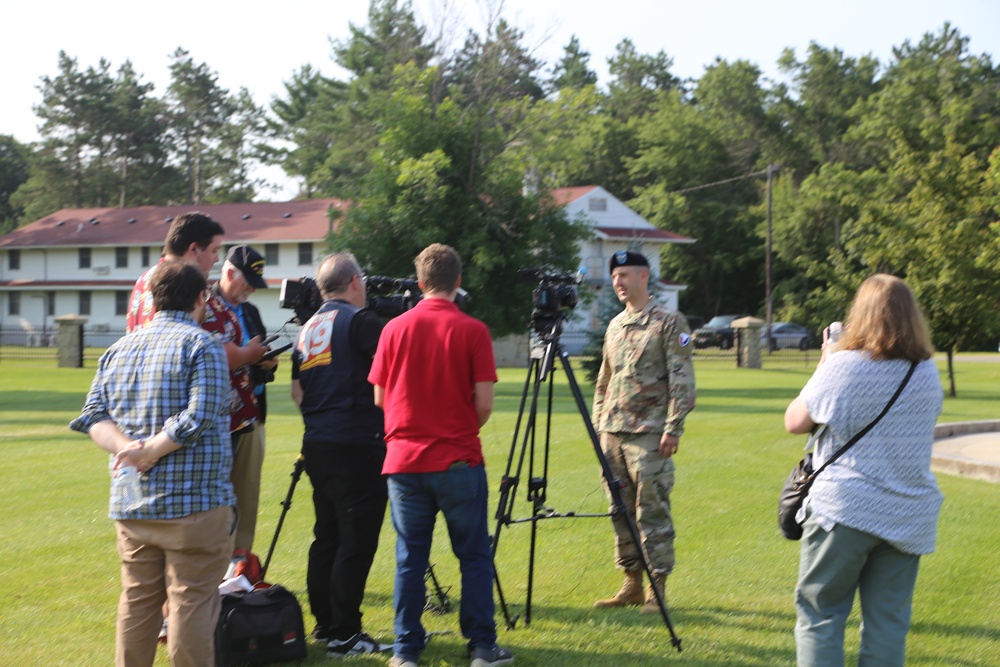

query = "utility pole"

[{"left": 765, "top": 164, "right": 778, "bottom": 351}]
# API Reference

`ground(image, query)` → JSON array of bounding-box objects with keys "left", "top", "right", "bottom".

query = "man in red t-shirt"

[{"left": 369, "top": 244, "right": 511, "bottom": 667}]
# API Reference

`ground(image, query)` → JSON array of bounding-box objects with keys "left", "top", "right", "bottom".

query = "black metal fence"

[{"left": 1, "top": 325, "right": 817, "bottom": 369}]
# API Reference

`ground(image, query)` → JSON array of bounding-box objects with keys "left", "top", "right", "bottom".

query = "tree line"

[{"left": 1, "top": 0, "right": 998, "bottom": 391}]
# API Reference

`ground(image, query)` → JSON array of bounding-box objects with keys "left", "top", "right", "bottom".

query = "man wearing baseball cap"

[
  {"left": 207, "top": 244, "right": 275, "bottom": 553},
  {"left": 591, "top": 249, "right": 696, "bottom": 614}
]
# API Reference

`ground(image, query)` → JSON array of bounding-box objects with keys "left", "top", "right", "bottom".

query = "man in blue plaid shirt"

[{"left": 71, "top": 259, "right": 235, "bottom": 667}]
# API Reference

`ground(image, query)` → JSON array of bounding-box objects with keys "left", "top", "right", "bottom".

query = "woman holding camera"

[{"left": 783, "top": 274, "right": 943, "bottom": 667}]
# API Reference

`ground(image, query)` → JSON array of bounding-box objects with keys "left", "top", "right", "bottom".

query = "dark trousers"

[{"left": 303, "top": 442, "right": 388, "bottom": 640}]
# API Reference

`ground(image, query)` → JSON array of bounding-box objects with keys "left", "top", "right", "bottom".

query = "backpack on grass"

[{"left": 214, "top": 584, "right": 307, "bottom": 666}]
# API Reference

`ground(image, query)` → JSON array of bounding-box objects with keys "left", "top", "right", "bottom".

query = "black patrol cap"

[{"left": 609, "top": 250, "right": 649, "bottom": 274}]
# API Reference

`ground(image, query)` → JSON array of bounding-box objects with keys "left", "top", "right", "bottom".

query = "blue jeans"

[
  {"left": 795, "top": 508, "right": 921, "bottom": 667},
  {"left": 388, "top": 464, "right": 496, "bottom": 662}
]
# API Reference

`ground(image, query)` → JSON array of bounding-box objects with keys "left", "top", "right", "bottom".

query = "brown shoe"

[
  {"left": 594, "top": 569, "right": 644, "bottom": 608},
  {"left": 640, "top": 573, "right": 667, "bottom": 614}
]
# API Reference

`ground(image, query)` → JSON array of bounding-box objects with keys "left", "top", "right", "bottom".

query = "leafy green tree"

[
  {"left": 267, "top": 0, "right": 436, "bottom": 198},
  {"left": 167, "top": 48, "right": 237, "bottom": 203},
  {"left": 606, "top": 38, "right": 680, "bottom": 119},
  {"left": 107, "top": 61, "right": 181, "bottom": 207},
  {"left": 775, "top": 43, "right": 880, "bottom": 171},
  {"left": 0, "top": 135, "right": 30, "bottom": 234},
  {"left": 548, "top": 35, "right": 598, "bottom": 92},
  {"left": 32, "top": 51, "right": 116, "bottom": 207},
  {"left": 211, "top": 87, "right": 270, "bottom": 202},
  {"left": 268, "top": 65, "right": 347, "bottom": 197},
  {"left": 627, "top": 91, "right": 762, "bottom": 317},
  {"left": 331, "top": 64, "right": 589, "bottom": 336},
  {"left": 807, "top": 25, "right": 1000, "bottom": 395}
]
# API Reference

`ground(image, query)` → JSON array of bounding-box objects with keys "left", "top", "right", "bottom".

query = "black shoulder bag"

[{"left": 778, "top": 361, "right": 917, "bottom": 540}]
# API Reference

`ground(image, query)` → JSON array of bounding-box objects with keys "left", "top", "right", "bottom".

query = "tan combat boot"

[
  {"left": 593, "top": 569, "right": 644, "bottom": 608},
  {"left": 640, "top": 573, "right": 667, "bottom": 614}
]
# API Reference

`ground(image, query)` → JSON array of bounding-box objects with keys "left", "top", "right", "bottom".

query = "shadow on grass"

[
  {"left": 0, "top": 390, "right": 86, "bottom": 413},
  {"left": 491, "top": 602, "right": 797, "bottom": 665}
]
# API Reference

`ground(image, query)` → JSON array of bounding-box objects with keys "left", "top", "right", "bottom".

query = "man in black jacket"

[{"left": 291, "top": 252, "right": 389, "bottom": 657}]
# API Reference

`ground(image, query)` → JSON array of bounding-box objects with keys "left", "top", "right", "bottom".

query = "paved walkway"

[{"left": 932, "top": 421, "right": 1000, "bottom": 484}]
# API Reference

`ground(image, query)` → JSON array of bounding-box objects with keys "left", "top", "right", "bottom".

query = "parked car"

[
  {"left": 762, "top": 322, "right": 812, "bottom": 351},
  {"left": 693, "top": 314, "right": 749, "bottom": 350},
  {"left": 684, "top": 314, "right": 704, "bottom": 331}
]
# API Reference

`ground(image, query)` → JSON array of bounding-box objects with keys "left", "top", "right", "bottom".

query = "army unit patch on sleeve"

[{"left": 679, "top": 332, "right": 691, "bottom": 347}]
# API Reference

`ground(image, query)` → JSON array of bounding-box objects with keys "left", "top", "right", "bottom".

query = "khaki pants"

[
  {"left": 115, "top": 506, "right": 235, "bottom": 667},
  {"left": 232, "top": 423, "right": 266, "bottom": 551}
]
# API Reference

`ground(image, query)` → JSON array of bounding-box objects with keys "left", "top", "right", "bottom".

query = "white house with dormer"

[{"left": 550, "top": 186, "right": 695, "bottom": 352}]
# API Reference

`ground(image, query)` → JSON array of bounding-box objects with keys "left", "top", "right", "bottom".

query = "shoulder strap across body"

[{"left": 808, "top": 360, "right": 918, "bottom": 482}]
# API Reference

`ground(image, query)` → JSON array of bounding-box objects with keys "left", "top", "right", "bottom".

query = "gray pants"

[
  {"left": 599, "top": 431, "right": 675, "bottom": 575},
  {"left": 795, "top": 507, "right": 921, "bottom": 667}
]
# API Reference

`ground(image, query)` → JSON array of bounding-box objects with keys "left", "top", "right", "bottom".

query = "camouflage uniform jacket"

[{"left": 592, "top": 299, "right": 696, "bottom": 437}]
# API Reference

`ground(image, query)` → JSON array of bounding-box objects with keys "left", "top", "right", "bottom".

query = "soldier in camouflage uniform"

[{"left": 591, "top": 250, "right": 696, "bottom": 613}]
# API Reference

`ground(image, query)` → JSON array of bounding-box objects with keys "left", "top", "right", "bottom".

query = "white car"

[{"left": 762, "top": 322, "right": 812, "bottom": 351}]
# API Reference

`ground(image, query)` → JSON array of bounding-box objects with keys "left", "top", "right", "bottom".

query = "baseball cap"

[{"left": 226, "top": 245, "right": 268, "bottom": 289}]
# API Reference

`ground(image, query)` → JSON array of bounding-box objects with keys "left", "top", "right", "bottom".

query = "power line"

[{"left": 666, "top": 168, "right": 769, "bottom": 195}]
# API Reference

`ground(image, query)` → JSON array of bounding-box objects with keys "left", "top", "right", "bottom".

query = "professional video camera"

[
  {"left": 365, "top": 275, "right": 422, "bottom": 319},
  {"left": 278, "top": 277, "right": 323, "bottom": 325},
  {"left": 280, "top": 273, "right": 437, "bottom": 324},
  {"left": 518, "top": 268, "right": 584, "bottom": 336}
]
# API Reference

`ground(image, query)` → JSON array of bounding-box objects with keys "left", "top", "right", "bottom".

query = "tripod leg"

[
  {"left": 490, "top": 353, "right": 543, "bottom": 629},
  {"left": 261, "top": 454, "right": 306, "bottom": 582},
  {"left": 558, "top": 352, "right": 683, "bottom": 652}
]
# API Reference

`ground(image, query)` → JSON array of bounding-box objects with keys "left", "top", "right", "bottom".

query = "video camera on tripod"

[{"left": 517, "top": 268, "right": 585, "bottom": 336}]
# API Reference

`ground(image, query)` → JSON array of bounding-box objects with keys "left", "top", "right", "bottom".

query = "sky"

[{"left": 3, "top": 0, "right": 998, "bottom": 198}]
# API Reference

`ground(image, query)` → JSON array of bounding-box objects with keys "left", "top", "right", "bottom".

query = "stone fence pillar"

[
  {"left": 732, "top": 316, "right": 764, "bottom": 369},
  {"left": 56, "top": 315, "right": 88, "bottom": 368}
]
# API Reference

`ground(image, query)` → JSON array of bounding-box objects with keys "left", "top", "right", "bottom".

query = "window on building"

[
  {"left": 115, "top": 291, "right": 129, "bottom": 316},
  {"left": 79, "top": 247, "right": 92, "bottom": 269},
  {"left": 8, "top": 249, "right": 20, "bottom": 270},
  {"left": 47, "top": 291, "right": 56, "bottom": 317},
  {"left": 141, "top": 246, "right": 151, "bottom": 267},
  {"left": 115, "top": 246, "right": 129, "bottom": 269},
  {"left": 265, "top": 243, "right": 279, "bottom": 266},
  {"left": 588, "top": 197, "right": 607, "bottom": 212},
  {"left": 79, "top": 291, "right": 92, "bottom": 316},
  {"left": 8, "top": 292, "right": 19, "bottom": 315},
  {"left": 298, "top": 243, "right": 313, "bottom": 266}
]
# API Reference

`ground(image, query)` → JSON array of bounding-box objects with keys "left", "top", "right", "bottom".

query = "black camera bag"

[{"left": 215, "top": 584, "right": 307, "bottom": 666}]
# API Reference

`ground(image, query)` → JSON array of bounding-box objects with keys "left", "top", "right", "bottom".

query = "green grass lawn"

[{"left": 0, "top": 357, "right": 997, "bottom": 666}]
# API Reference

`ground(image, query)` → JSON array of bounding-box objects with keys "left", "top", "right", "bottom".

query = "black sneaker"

[
  {"left": 327, "top": 631, "right": 391, "bottom": 657},
  {"left": 469, "top": 644, "right": 514, "bottom": 667},
  {"left": 311, "top": 625, "right": 332, "bottom": 644}
]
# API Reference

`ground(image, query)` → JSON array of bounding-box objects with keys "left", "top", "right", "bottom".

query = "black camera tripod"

[
  {"left": 490, "top": 312, "right": 682, "bottom": 652},
  {"left": 261, "top": 454, "right": 452, "bottom": 614}
]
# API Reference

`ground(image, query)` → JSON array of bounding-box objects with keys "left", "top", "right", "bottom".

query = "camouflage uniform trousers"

[{"left": 599, "top": 431, "right": 675, "bottom": 576}]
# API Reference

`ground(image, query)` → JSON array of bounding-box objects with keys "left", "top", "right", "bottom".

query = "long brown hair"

[{"left": 838, "top": 274, "right": 934, "bottom": 361}]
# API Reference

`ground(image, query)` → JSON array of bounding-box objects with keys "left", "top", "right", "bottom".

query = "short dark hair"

[
  {"left": 163, "top": 212, "right": 225, "bottom": 256},
  {"left": 149, "top": 259, "right": 207, "bottom": 312},
  {"left": 415, "top": 244, "right": 461, "bottom": 294}
]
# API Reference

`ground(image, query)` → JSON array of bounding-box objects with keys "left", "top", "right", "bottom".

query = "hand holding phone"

[{"left": 260, "top": 342, "right": 292, "bottom": 361}]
